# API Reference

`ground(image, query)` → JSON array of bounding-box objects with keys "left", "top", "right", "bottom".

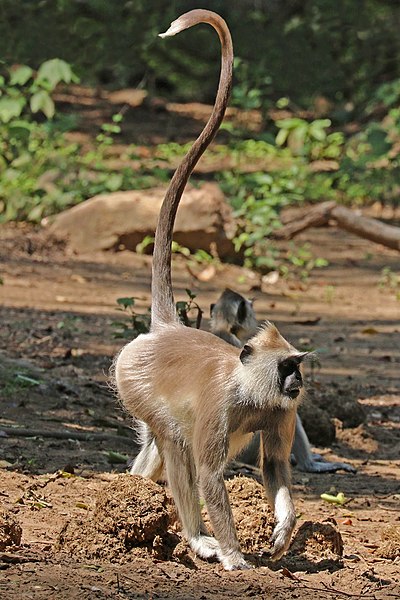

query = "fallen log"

[
  {"left": 273, "top": 201, "right": 400, "bottom": 251},
  {"left": 272, "top": 201, "right": 335, "bottom": 240},
  {"left": 330, "top": 205, "right": 400, "bottom": 251}
]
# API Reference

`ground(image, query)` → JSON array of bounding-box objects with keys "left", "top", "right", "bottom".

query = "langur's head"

[
  {"left": 237, "top": 321, "right": 310, "bottom": 410},
  {"left": 210, "top": 289, "right": 258, "bottom": 343}
]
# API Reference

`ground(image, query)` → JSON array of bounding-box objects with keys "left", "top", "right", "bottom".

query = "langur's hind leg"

[
  {"left": 163, "top": 439, "right": 220, "bottom": 560},
  {"left": 292, "top": 415, "right": 356, "bottom": 473}
]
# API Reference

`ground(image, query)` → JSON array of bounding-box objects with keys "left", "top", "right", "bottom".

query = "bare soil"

[{"left": 0, "top": 220, "right": 399, "bottom": 599}]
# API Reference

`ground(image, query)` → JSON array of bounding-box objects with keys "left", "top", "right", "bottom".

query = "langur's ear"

[
  {"left": 237, "top": 299, "right": 247, "bottom": 324},
  {"left": 210, "top": 303, "right": 215, "bottom": 317},
  {"left": 240, "top": 344, "right": 253, "bottom": 363},
  {"left": 293, "top": 351, "right": 311, "bottom": 364}
]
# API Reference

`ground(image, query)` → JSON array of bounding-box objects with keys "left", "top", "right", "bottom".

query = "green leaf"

[
  {"left": 0, "top": 96, "right": 26, "bottom": 122},
  {"left": 275, "top": 128, "right": 289, "bottom": 147},
  {"left": 185, "top": 289, "right": 196, "bottom": 300},
  {"left": 16, "top": 373, "right": 41, "bottom": 386},
  {"left": 105, "top": 173, "right": 123, "bottom": 192},
  {"left": 30, "top": 90, "right": 55, "bottom": 119},
  {"left": 9, "top": 65, "right": 34, "bottom": 86},
  {"left": 36, "top": 58, "right": 77, "bottom": 89},
  {"left": 176, "top": 301, "right": 187, "bottom": 311},
  {"left": 117, "top": 297, "right": 135, "bottom": 308},
  {"left": 366, "top": 127, "right": 391, "bottom": 157},
  {"left": 105, "top": 451, "right": 129, "bottom": 464},
  {"left": 8, "top": 120, "right": 32, "bottom": 141}
]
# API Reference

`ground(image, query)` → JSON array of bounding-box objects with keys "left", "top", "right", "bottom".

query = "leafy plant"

[
  {"left": 112, "top": 297, "right": 150, "bottom": 339},
  {"left": 231, "top": 57, "right": 272, "bottom": 111},
  {"left": 275, "top": 117, "right": 344, "bottom": 160},
  {"left": 175, "top": 289, "right": 203, "bottom": 329},
  {"left": 113, "top": 290, "right": 203, "bottom": 338},
  {"left": 280, "top": 244, "right": 329, "bottom": 282},
  {"left": 0, "top": 59, "right": 77, "bottom": 123},
  {"left": 219, "top": 168, "right": 303, "bottom": 271}
]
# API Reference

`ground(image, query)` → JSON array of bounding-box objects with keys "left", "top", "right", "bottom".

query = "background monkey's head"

[{"left": 210, "top": 288, "right": 258, "bottom": 347}]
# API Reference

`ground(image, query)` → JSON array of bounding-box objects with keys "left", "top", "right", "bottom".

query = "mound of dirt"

[
  {"left": 300, "top": 386, "right": 366, "bottom": 446},
  {"left": 225, "top": 476, "right": 274, "bottom": 553},
  {"left": 94, "top": 475, "right": 174, "bottom": 543},
  {"left": 58, "top": 474, "right": 344, "bottom": 571},
  {"left": 58, "top": 474, "right": 183, "bottom": 562},
  {"left": 283, "top": 520, "right": 344, "bottom": 572},
  {"left": 0, "top": 504, "right": 22, "bottom": 550},
  {"left": 225, "top": 477, "right": 343, "bottom": 571},
  {"left": 377, "top": 526, "right": 400, "bottom": 559},
  {"left": 290, "top": 520, "right": 343, "bottom": 557}
]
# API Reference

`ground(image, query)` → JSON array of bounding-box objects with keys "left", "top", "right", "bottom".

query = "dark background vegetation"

[{"left": 1, "top": 0, "right": 399, "bottom": 107}]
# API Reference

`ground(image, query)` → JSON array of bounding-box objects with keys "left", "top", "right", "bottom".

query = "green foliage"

[
  {"left": 218, "top": 167, "right": 303, "bottom": 271},
  {"left": 0, "top": 63, "right": 164, "bottom": 223},
  {"left": 334, "top": 108, "right": 400, "bottom": 204},
  {"left": 175, "top": 289, "right": 203, "bottom": 329},
  {"left": 112, "top": 297, "right": 150, "bottom": 339},
  {"left": 113, "top": 290, "right": 203, "bottom": 338},
  {"left": 0, "top": 59, "right": 77, "bottom": 122},
  {"left": 275, "top": 118, "right": 344, "bottom": 160},
  {"left": 231, "top": 57, "right": 272, "bottom": 111},
  {"left": 280, "top": 244, "right": 329, "bottom": 282},
  {"left": 0, "top": 1, "right": 399, "bottom": 109}
]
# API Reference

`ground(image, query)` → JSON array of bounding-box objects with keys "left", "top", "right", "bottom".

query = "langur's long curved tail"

[{"left": 151, "top": 9, "right": 233, "bottom": 328}]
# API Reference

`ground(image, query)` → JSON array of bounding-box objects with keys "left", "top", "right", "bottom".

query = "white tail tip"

[{"left": 158, "top": 21, "right": 181, "bottom": 38}]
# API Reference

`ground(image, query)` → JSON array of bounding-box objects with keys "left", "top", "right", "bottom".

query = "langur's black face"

[{"left": 278, "top": 357, "right": 303, "bottom": 399}]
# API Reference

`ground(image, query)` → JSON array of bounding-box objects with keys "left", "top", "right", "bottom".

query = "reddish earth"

[{"left": 0, "top": 221, "right": 399, "bottom": 599}]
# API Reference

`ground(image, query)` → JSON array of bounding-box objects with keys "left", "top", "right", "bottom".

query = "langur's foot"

[
  {"left": 189, "top": 534, "right": 220, "bottom": 559},
  {"left": 218, "top": 549, "right": 251, "bottom": 571},
  {"left": 297, "top": 458, "right": 356, "bottom": 473}
]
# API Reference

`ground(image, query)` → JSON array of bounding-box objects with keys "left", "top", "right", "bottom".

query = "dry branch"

[
  {"left": 272, "top": 201, "right": 335, "bottom": 240},
  {"left": 273, "top": 201, "right": 400, "bottom": 251},
  {"left": 330, "top": 205, "right": 400, "bottom": 251}
]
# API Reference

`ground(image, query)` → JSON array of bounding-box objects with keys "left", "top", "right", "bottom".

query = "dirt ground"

[{"left": 0, "top": 220, "right": 399, "bottom": 599}]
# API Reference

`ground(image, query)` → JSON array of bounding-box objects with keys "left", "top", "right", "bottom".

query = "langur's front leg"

[{"left": 260, "top": 413, "right": 297, "bottom": 561}]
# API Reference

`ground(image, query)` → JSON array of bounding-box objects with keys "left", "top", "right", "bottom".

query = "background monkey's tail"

[{"left": 151, "top": 9, "right": 233, "bottom": 329}]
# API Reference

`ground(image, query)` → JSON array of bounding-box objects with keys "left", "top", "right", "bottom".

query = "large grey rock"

[{"left": 47, "top": 183, "right": 236, "bottom": 258}]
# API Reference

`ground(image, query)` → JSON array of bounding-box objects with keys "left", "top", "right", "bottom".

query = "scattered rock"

[
  {"left": 47, "top": 183, "right": 236, "bottom": 258},
  {"left": 107, "top": 88, "right": 147, "bottom": 108},
  {"left": 377, "top": 525, "right": 400, "bottom": 559},
  {"left": 0, "top": 504, "right": 22, "bottom": 550}
]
